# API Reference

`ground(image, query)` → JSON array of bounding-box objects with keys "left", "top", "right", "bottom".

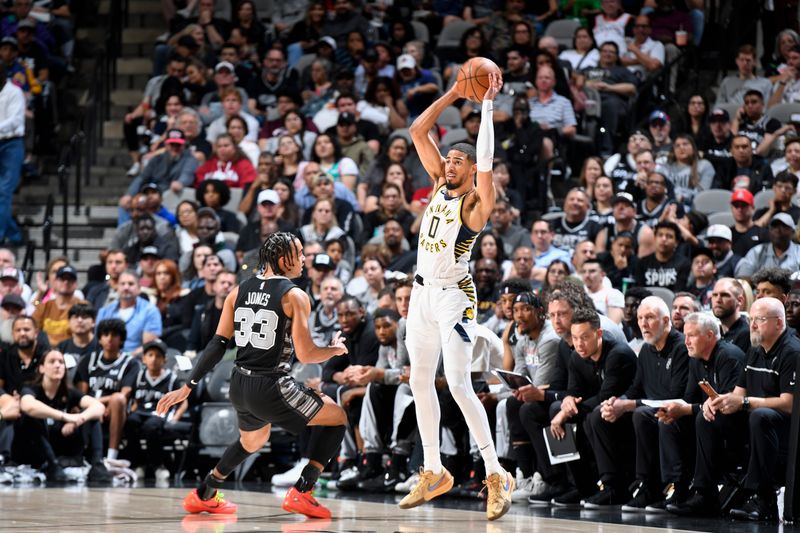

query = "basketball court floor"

[{"left": 2, "top": 483, "right": 799, "bottom": 532}]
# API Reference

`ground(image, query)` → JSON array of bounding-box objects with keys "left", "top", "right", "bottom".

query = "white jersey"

[{"left": 417, "top": 185, "right": 482, "bottom": 282}]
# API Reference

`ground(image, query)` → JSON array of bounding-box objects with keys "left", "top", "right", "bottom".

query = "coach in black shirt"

[
  {"left": 545, "top": 308, "right": 636, "bottom": 504},
  {"left": 634, "top": 222, "right": 690, "bottom": 292},
  {"left": 587, "top": 296, "right": 689, "bottom": 508},
  {"left": 670, "top": 297, "right": 800, "bottom": 521},
  {"left": 711, "top": 278, "right": 751, "bottom": 353},
  {"left": 652, "top": 313, "right": 744, "bottom": 511}
]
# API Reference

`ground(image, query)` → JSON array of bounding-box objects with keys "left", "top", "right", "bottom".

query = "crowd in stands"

[{"left": 4, "top": 0, "right": 800, "bottom": 523}]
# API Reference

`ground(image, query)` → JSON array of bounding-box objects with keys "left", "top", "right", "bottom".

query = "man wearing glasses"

[{"left": 668, "top": 297, "right": 800, "bottom": 521}]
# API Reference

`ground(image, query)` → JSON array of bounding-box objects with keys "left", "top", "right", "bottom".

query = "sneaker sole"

[
  {"left": 583, "top": 502, "right": 621, "bottom": 510},
  {"left": 398, "top": 472, "right": 454, "bottom": 509},
  {"left": 621, "top": 504, "right": 647, "bottom": 513},
  {"left": 487, "top": 476, "right": 514, "bottom": 521}
]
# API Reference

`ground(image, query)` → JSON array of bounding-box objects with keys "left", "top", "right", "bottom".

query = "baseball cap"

[
  {"left": 691, "top": 247, "right": 714, "bottom": 261},
  {"left": 0, "top": 36, "right": 18, "bottom": 49},
  {"left": 1, "top": 293, "right": 25, "bottom": 310},
  {"left": 312, "top": 253, "right": 335, "bottom": 271},
  {"left": 337, "top": 111, "right": 357, "bottom": 126},
  {"left": 709, "top": 108, "right": 730, "bottom": 122},
  {"left": 363, "top": 48, "right": 378, "bottom": 62},
  {"left": 142, "top": 339, "right": 168, "bottom": 356},
  {"left": 730, "top": 189, "right": 754, "bottom": 206},
  {"left": 215, "top": 61, "right": 234, "bottom": 73},
  {"left": 318, "top": 36, "right": 337, "bottom": 50},
  {"left": 705, "top": 224, "right": 732, "bottom": 242},
  {"left": 164, "top": 128, "right": 186, "bottom": 145},
  {"left": 55, "top": 265, "right": 78, "bottom": 280},
  {"left": 612, "top": 192, "right": 635, "bottom": 206},
  {"left": 397, "top": 54, "right": 416, "bottom": 70},
  {"left": 141, "top": 246, "right": 161, "bottom": 258},
  {"left": 649, "top": 110, "right": 670, "bottom": 124},
  {"left": 770, "top": 212, "right": 797, "bottom": 230},
  {"left": 140, "top": 181, "right": 160, "bottom": 193},
  {"left": 312, "top": 172, "right": 334, "bottom": 186},
  {"left": 0, "top": 267, "right": 19, "bottom": 280},
  {"left": 257, "top": 189, "right": 280, "bottom": 205},
  {"left": 16, "top": 18, "right": 36, "bottom": 30}
]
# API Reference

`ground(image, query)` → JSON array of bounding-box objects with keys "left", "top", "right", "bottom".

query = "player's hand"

[
  {"left": 484, "top": 71, "right": 503, "bottom": 101},
  {"left": 330, "top": 331, "right": 348, "bottom": 355},
  {"left": 156, "top": 384, "right": 192, "bottom": 416}
]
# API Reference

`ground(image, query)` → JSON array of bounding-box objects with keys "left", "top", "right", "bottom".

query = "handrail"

[
  {"left": 42, "top": 193, "right": 54, "bottom": 266},
  {"left": 20, "top": 241, "right": 35, "bottom": 288}
]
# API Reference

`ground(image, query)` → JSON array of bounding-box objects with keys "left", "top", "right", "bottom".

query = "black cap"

[
  {"left": 142, "top": 339, "right": 168, "bottom": 356},
  {"left": 140, "top": 182, "right": 160, "bottom": 193},
  {"left": 164, "top": 128, "right": 186, "bottom": 145},
  {"left": 1, "top": 293, "right": 25, "bottom": 310},
  {"left": 337, "top": 112, "right": 356, "bottom": 126},
  {"left": 362, "top": 48, "right": 378, "bottom": 62},
  {"left": 55, "top": 265, "right": 78, "bottom": 280},
  {"left": 709, "top": 108, "right": 730, "bottom": 122},
  {"left": 177, "top": 34, "right": 199, "bottom": 50},
  {"left": 0, "top": 36, "right": 18, "bottom": 49},
  {"left": 141, "top": 245, "right": 161, "bottom": 258},
  {"left": 312, "top": 253, "right": 335, "bottom": 271},
  {"left": 612, "top": 192, "right": 635, "bottom": 206},
  {"left": 691, "top": 246, "right": 714, "bottom": 261}
]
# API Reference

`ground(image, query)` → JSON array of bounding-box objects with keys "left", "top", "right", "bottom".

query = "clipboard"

[
  {"left": 491, "top": 369, "right": 532, "bottom": 390},
  {"left": 543, "top": 423, "right": 581, "bottom": 464}
]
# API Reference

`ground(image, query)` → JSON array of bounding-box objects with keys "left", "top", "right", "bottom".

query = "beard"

[
  {"left": 16, "top": 338, "right": 34, "bottom": 349},
  {"left": 713, "top": 305, "right": 735, "bottom": 320},
  {"left": 445, "top": 180, "right": 459, "bottom": 190},
  {"left": 750, "top": 331, "right": 763, "bottom": 348}
]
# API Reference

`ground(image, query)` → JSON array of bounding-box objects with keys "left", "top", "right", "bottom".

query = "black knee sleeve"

[
  {"left": 307, "top": 425, "right": 346, "bottom": 468},
  {"left": 216, "top": 440, "right": 252, "bottom": 478}
]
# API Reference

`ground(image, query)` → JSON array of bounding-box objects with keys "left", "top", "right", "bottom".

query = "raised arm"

[
  {"left": 467, "top": 71, "right": 503, "bottom": 229},
  {"left": 408, "top": 86, "right": 461, "bottom": 186}
]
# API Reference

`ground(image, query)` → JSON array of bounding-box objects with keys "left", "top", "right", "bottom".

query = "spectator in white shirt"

[
  {"left": 716, "top": 44, "right": 774, "bottom": 106},
  {"left": 0, "top": 64, "right": 25, "bottom": 246},
  {"left": 581, "top": 258, "right": 624, "bottom": 324},
  {"left": 621, "top": 14, "right": 665, "bottom": 81}
]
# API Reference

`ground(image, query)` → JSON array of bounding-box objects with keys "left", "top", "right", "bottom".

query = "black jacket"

[
  {"left": 566, "top": 333, "right": 637, "bottom": 413},
  {"left": 624, "top": 328, "right": 689, "bottom": 404},
  {"left": 722, "top": 315, "right": 751, "bottom": 354},
  {"left": 321, "top": 318, "right": 380, "bottom": 397},
  {"left": 684, "top": 340, "right": 745, "bottom": 416}
]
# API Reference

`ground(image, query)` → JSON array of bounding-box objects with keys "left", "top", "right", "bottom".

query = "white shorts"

[{"left": 405, "top": 275, "right": 478, "bottom": 356}]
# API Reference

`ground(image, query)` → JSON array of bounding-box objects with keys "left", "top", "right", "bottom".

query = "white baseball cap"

[
  {"left": 257, "top": 189, "right": 280, "bottom": 205},
  {"left": 397, "top": 54, "right": 416, "bottom": 70},
  {"left": 705, "top": 224, "right": 732, "bottom": 242}
]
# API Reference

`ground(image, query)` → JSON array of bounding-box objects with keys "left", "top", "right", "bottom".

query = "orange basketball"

[{"left": 455, "top": 57, "right": 501, "bottom": 103}]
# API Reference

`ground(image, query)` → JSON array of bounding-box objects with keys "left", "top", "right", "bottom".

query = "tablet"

[{"left": 492, "top": 369, "right": 532, "bottom": 390}]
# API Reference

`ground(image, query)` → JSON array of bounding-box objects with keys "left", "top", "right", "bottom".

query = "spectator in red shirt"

[{"left": 193, "top": 133, "right": 256, "bottom": 189}]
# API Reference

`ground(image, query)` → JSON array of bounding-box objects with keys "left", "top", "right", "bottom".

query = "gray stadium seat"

[
  {"left": 225, "top": 185, "right": 243, "bottom": 211},
  {"left": 707, "top": 211, "right": 734, "bottom": 227},
  {"left": 441, "top": 127, "right": 468, "bottom": 145},
  {"left": 438, "top": 106, "right": 463, "bottom": 129},
  {"left": 646, "top": 286, "right": 675, "bottom": 309},
  {"left": 544, "top": 19, "right": 581, "bottom": 50},
  {"left": 411, "top": 20, "right": 429, "bottom": 42},
  {"left": 542, "top": 211, "right": 563, "bottom": 222},
  {"left": 390, "top": 128, "right": 412, "bottom": 144},
  {"left": 436, "top": 21, "right": 475, "bottom": 49},
  {"left": 754, "top": 189, "right": 775, "bottom": 211},
  {"left": 693, "top": 189, "right": 734, "bottom": 214},
  {"left": 767, "top": 102, "right": 800, "bottom": 124},
  {"left": 714, "top": 102, "right": 740, "bottom": 122},
  {"left": 162, "top": 187, "right": 196, "bottom": 212}
]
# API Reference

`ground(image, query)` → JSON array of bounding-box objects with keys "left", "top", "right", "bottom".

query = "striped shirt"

[{"left": 528, "top": 93, "right": 577, "bottom": 130}]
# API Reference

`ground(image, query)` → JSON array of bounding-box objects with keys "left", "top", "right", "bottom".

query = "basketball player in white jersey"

[{"left": 399, "top": 71, "right": 514, "bottom": 521}]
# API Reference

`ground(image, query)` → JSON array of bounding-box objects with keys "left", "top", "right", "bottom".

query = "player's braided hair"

[{"left": 258, "top": 232, "right": 299, "bottom": 275}]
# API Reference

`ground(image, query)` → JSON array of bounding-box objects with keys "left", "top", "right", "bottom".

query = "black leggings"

[{"left": 12, "top": 416, "right": 103, "bottom": 468}]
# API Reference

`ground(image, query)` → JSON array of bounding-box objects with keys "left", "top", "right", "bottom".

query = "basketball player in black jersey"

[{"left": 156, "top": 232, "right": 348, "bottom": 519}]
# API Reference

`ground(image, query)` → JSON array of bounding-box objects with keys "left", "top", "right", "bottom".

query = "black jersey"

[
  {"left": 550, "top": 215, "right": 601, "bottom": 250},
  {"left": 133, "top": 368, "right": 181, "bottom": 413},
  {"left": 602, "top": 220, "right": 644, "bottom": 255},
  {"left": 75, "top": 350, "right": 140, "bottom": 397},
  {"left": 233, "top": 276, "right": 297, "bottom": 373}
]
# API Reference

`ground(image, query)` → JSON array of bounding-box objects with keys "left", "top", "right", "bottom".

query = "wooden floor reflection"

[{"left": 0, "top": 485, "right": 711, "bottom": 533}]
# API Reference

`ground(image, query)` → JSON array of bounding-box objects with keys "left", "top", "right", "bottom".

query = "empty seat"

[
  {"left": 754, "top": 189, "right": 775, "bottom": 211},
  {"left": 693, "top": 189, "right": 734, "bottom": 215},
  {"left": 645, "top": 286, "right": 675, "bottom": 309},
  {"left": 436, "top": 21, "right": 475, "bottom": 49},
  {"left": 544, "top": 19, "right": 581, "bottom": 50}
]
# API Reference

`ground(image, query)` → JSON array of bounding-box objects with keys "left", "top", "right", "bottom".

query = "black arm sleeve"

[{"left": 187, "top": 335, "right": 230, "bottom": 388}]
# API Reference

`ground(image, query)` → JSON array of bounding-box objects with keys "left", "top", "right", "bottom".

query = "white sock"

[
  {"left": 479, "top": 444, "right": 504, "bottom": 477},
  {"left": 107, "top": 448, "right": 118, "bottom": 460}
]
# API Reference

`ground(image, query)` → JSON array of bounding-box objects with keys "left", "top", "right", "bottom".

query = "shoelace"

[
  {"left": 479, "top": 474, "right": 505, "bottom": 504},
  {"left": 409, "top": 468, "right": 439, "bottom": 498}
]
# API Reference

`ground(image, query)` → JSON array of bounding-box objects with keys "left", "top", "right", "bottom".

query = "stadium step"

[
  {"left": 116, "top": 58, "right": 153, "bottom": 75},
  {"left": 103, "top": 120, "right": 124, "bottom": 141},
  {"left": 122, "top": 28, "right": 164, "bottom": 45},
  {"left": 110, "top": 89, "right": 142, "bottom": 107}
]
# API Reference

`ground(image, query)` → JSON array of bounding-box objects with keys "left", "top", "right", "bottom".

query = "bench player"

[
  {"left": 399, "top": 70, "right": 515, "bottom": 521},
  {"left": 156, "top": 232, "right": 348, "bottom": 519}
]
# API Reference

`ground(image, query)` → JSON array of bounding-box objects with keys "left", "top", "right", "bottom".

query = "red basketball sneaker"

[
  {"left": 281, "top": 487, "right": 332, "bottom": 519},
  {"left": 182, "top": 489, "right": 238, "bottom": 514}
]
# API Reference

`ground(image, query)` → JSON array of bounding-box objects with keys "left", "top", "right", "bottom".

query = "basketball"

[{"left": 455, "top": 57, "right": 501, "bottom": 103}]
